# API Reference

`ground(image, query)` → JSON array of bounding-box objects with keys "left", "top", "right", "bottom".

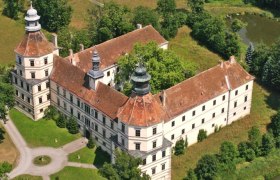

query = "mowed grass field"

[
  {"left": 0, "top": 124, "right": 19, "bottom": 166},
  {"left": 9, "top": 109, "right": 80, "bottom": 148}
]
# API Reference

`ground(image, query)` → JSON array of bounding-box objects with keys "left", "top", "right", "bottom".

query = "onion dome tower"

[
  {"left": 25, "top": 2, "right": 41, "bottom": 32},
  {"left": 131, "top": 64, "right": 151, "bottom": 95},
  {"left": 88, "top": 49, "right": 104, "bottom": 90}
]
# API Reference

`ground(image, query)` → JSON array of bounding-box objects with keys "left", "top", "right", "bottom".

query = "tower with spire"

[
  {"left": 87, "top": 48, "right": 104, "bottom": 90},
  {"left": 131, "top": 64, "right": 151, "bottom": 95},
  {"left": 11, "top": 3, "right": 58, "bottom": 120}
]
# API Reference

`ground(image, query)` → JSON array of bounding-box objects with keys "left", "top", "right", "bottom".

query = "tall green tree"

[
  {"left": 66, "top": 117, "right": 79, "bottom": 134},
  {"left": 88, "top": 2, "right": 134, "bottom": 44},
  {"left": 245, "top": 42, "right": 254, "bottom": 70},
  {"left": 248, "top": 126, "right": 262, "bottom": 156},
  {"left": 157, "top": 0, "right": 176, "bottom": 15},
  {"left": 219, "top": 141, "right": 238, "bottom": 163},
  {"left": 2, "top": 0, "right": 25, "bottom": 20},
  {"left": 99, "top": 149, "right": 150, "bottom": 180},
  {"left": 174, "top": 138, "right": 185, "bottom": 155},
  {"left": 271, "top": 110, "right": 280, "bottom": 137},
  {"left": 116, "top": 42, "right": 196, "bottom": 94},
  {"left": 261, "top": 133, "right": 275, "bottom": 156},
  {"left": 188, "top": 0, "right": 205, "bottom": 14},
  {"left": 194, "top": 154, "right": 219, "bottom": 180},
  {"left": 33, "top": 0, "right": 72, "bottom": 32},
  {"left": 133, "top": 6, "right": 160, "bottom": 30}
]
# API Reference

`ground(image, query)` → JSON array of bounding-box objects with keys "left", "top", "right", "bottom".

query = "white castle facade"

[{"left": 12, "top": 6, "right": 254, "bottom": 180}]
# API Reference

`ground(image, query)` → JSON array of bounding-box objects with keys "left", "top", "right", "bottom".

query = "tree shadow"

[
  {"left": 0, "top": 127, "right": 5, "bottom": 143},
  {"left": 93, "top": 146, "right": 111, "bottom": 168}
]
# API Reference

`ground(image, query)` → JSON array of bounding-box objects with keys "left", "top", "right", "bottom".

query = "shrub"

[
  {"left": 219, "top": 141, "right": 238, "bottom": 163},
  {"left": 244, "top": 148, "right": 256, "bottom": 162},
  {"left": 175, "top": 138, "right": 185, "bottom": 155},
  {"left": 275, "top": 136, "right": 280, "bottom": 148},
  {"left": 197, "top": 129, "right": 207, "bottom": 142},
  {"left": 56, "top": 115, "right": 66, "bottom": 128},
  {"left": 44, "top": 105, "right": 58, "bottom": 120},
  {"left": 238, "top": 141, "right": 255, "bottom": 161},
  {"left": 184, "top": 168, "right": 197, "bottom": 180},
  {"left": 87, "top": 137, "right": 95, "bottom": 149},
  {"left": 261, "top": 133, "right": 275, "bottom": 156},
  {"left": 0, "top": 161, "right": 12, "bottom": 178},
  {"left": 195, "top": 154, "right": 219, "bottom": 180},
  {"left": 66, "top": 117, "right": 79, "bottom": 134}
]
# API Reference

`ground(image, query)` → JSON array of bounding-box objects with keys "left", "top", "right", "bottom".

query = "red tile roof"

[
  {"left": 50, "top": 56, "right": 128, "bottom": 119},
  {"left": 154, "top": 60, "right": 255, "bottom": 120},
  {"left": 117, "top": 93, "right": 169, "bottom": 127},
  {"left": 15, "top": 31, "right": 55, "bottom": 57},
  {"left": 66, "top": 25, "right": 167, "bottom": 72}
]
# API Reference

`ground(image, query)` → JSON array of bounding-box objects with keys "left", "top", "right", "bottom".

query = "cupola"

[
  {"left": 87, "top": 48, "right": 104, "bottom": 90},
  {"left": 131, "top": 64, "right": 151, "bottom": 95},
  {"left": 25, "top": 2, "right": 41, "bottom": 32}
]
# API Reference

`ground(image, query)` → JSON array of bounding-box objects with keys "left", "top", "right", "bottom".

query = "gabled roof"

[
  {"left": 154, "top": 60, "right": 255, "bottom": 120},
  {"left": 15, "top": 31, "right": 55, "bottom": 57},
  {"left": 65, "top": 25, "right": 167, "bottom": 73},
  {"left": 50, "top": 56, "right": 128, "bottom": 119},
  {"left": 117, "top": 93, "right": 169, "bottom": 127}
]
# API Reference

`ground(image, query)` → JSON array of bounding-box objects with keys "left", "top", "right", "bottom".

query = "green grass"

[
  {"left": 172, "top": 83, "right": 280, "bottom": 179},
  {"left": 68, "top": 147, "right": 110, "bottom": 167},
  {"left": 12, "top": 175, "right": 42, "bottom": 180},
  {"left": 50, "top": 166, "right": 105, "bottom": 180},
  {"left": 9, "top": 109, "right": 80, "bottom": 148}
]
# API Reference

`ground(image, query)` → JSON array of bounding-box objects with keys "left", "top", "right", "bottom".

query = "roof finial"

[{"left": 30, "top": 1, "right": 33, "bottom": 9}]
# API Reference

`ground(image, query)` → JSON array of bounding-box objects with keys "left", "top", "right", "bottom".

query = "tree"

[
  {"left": 261, "top": 133, "right": 275, "bottom": 156},
  {"left": 44, "top": 106, "right": 58, "bottom": 120},
  {"left": 66, "top": 117, "right": 79, "bottom": 134},
  {"left": 0, "top": 127, "right": 5, "bottom": 143},
  {"left": 184, "top": 169, "right": 197, "bottom": 180},
  {"left": 238, "top": 141, "right": 255, "bottom": 161},
  {"left": 245, "top": 42, "right": 254, "bottom": 70},
  {"left": 174, "top": 138, "right": 185, "bottom": 155},
  {"left": 157, "top": 0, "right": 176, "bottom": 15},
  {"left": 33, "top": 0, "right": 72, "bottom": 32},
  {"left": 99, "top": 149, "right": 149, "bottom": 180},
  {"left": 2, "top": 0, "right": 25, "bottom": 20},
  {"left": 275, "top": 136, "right": 280, "bottom": 149},
  {"left": 0, "top": 161, "right": 12, "bottom": 179},
  {"left": 194, "top": 154, "right": 219, "bottom": 180},
  {"left": 248, "top": 126, "right": 262, "bottom": 156},
  {"left": 116, "top": 42, "right": 196, "bottom": 94},
  {"left": 197, "top": 129, "right": 207, "bottom": 142},
  {"left": 219, "top": 141, "right": 238, "bottom": 163},
  {"left": 56, "top": 115, "right": 66, "bottom": 128},
  {"left": 88, "top": 2, "right": 134, "bottom": 44},
  {"left": 87, "top": 137, "right": 95, "bottom": 149},
  {"left": 188, "top": 0, "right": 205, "bottom": 14},
  {"left": 133, "top": 6, "right": 160, "bottom": 30},
  {"left": 231, "top": 18, "right": 246, "bottom": 32}
]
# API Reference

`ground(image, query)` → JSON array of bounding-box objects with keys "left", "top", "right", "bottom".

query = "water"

[{"left": 233, "top": 14, "right": 280, "bottom": 45}]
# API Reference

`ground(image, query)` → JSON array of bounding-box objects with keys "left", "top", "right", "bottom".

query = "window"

[
  {"left": 77, "top": 99, "right": 80, "bottom": 107},
  {"left": 107, "top": 71, "right": 110, "bottom": 76},
  {"left": 192, "top": 110, "right": 196, "bottom": 116},
  {"left": 142, "top": 159, "right": 146, "bottom": 165},
  {"left": 111, "top": 121, "right": 114, "bottom": 129},
  {"left": 85, "top": 117, "right": 90, "bottom": 127},
  {"left": 31, "top": 72, "right": 35, "bottom": 79},
  {"left": 16, "top": 90, "right": 18, "bottom": 96},
  {"left": 70, "top": 107, "right": 73, "bottom": 115},
  {"left": 94, "top": 110, "right": 98, "bottom": 119},
  {"left": 19, "top": 70, "right": 22, "bottom": 76},
  {"left": 70, "top": 94, "right": 73, "bottom": 103},
  {"left": 153, "top": 141, "right": 157, "bottom": 148},
  {"left": 212, "top": 113, "right": 215, "bottom": 118},
  {"left": 234, "top": 101, "right": 237, "bottom": 108},
  {"left": 246, "top": 85, "right": 249, "bottom": 90},
  {"left": 171, "top": 121, "right": 175, "bottom": 127},
  {"left": 212, "top": 123, "right": 215, "bottom": 127},
  {"left": 103, "top": 142, "right": 106, "bottom": 147},
  {"left": 21, "top": 94, "right": 24, "bottom": 100},
  {"left": 63, "top": 89, "right": 66, "bottom": 98},
  {"left": 57, "top": 98, "right": 60, "bottom": 106},
  {"left": 162, "top": 164, "right": 166, "bottom": 170},
  {"left": 135, "top": 143, "right": 140, "bottom": 150},
  {"left": 182, "top": 115, "right": 185, "bottom": 121},
  {"left": 121, "top": 138, "right": 125, "bottom": 146},
  {"left": 121, "top": 123, "right": 125, "bottom": 133},
  {"left": 14, "top": 77, "right": 18, "bottom": 84},
  {"left": 244, "top": 106, "right": 247, "bottom": 110},
  {"left": 47, "top": 94, "right": 50, "bottom": 100},
  {"left": 18, "top": 57, "right": 22, "bottom": 64},
  {"left": 20, "top": 81, "right": 23, "bottom": 88},
  {"left": 153, "top": 127, "right": 157, "bottom": 135},
  {"left": 202, "top": 118, "right": 205, "bottom": 124},
  {"left": 192, "top": 123, "right": 195, "bottom": 129},
  {"left": 40, "top": 109, "right": 43, "bottom": 113},
  {"left": 182, "top": 129, "right": 185, "bottom": 134},
  {"left": 84, "top": 104, "right": 90, "bottom": 114},
  {"left": 162, "top": 150, "right": 166, "bottom": 157},
  {"left": 135, "top": 129, "right": 141, "bottom": 137},
  {"left": 235, "top": 90, "right": 238, "bottom": 96},
  {"left": 95, "top": 124, "right": 98, "bottom": 131},
  {"left": 244, "top": 96, "right": 248, "bottom": 102},
  {"left": 44, "top": 70, "right": 48, "bottom": 77},
  {"left": 57, "top": 86, "right": 60, "bottom": 94},
  {"left": 103, "top": 129, "right": 106, "bottom": 138},
  {"left": 152, "top": 168, "right": 156, "bottom": 175},
  {"left": 202, "top": 105, "right": 205, "bottom": 111},
  {"left": 44, "top": 57, "right": 48, "bottom": 65},
  {"left": 27, "top": 84, "right": 30, "bottom": 91},
  {"left": 95, "top": 136, "right": 98, "bottom": 142},
  {"left": 213, "top": 100, "right": 216, "bottom": 106},
  {"left": 221, "top": 108, "right": 225, "bottom": 113},
  {"left": 222, "top": 95, "right": 226, "bottom": 101},
  {"left": 171, "top": 134, "right": 174, "bottom": 140},
  {"left": 233, "top": 112, "right": 236, "bottom": 116},
  {"left": 152, "top": 154, "right": 156, "bottom": 162},
  {"left": 77, "top": 112, "right": 80, "bottom": 120},
  {"left": 38, "top": 85, "right": 41, "bottom": 92},
  {"left": 39, "top": 97, "right": 42, "bottom": 104},
  {"left": 30, "top": 60, "right": 34, "bottom": 66},
  {"left": 63, "top": 102, "right": 66, "bottom": 109},
  {"left": 103, "top": 116, "right": 106, "bottom": 125}
]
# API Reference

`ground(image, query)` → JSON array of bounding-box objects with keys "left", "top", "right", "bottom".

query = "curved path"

[{"left": 1, "top": 116, "right": 95, "bottom": 180}]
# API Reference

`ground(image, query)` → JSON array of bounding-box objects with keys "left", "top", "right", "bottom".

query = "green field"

[
  {"left": 68, "top": 147, "right": 110, "bottom": 167},
  {"left": 50, "top": 166, "right": 105, "bottom": 180},
  {"left": 12, "top": 174, "right": 42, "bottom": 180},
  {"left": 9, "top": 109, "right": 80, "bottom": 148}
]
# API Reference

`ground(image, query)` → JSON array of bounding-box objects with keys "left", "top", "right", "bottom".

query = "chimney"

[
  {"left": 229, "top": 56, "right": 236, "bottom": 64},
  {"left": 80, "top": 44, "right": 84, "bottom": 51},
  {"left": 69, "top": 49, "right": 76, "bottom": 66},
  {"left": 52, "top": 33, "right": 58, "bottom": 47},
  {"left": 161, "top": 90, "right": 166, "bottom": 107},
  {"left": 137, "top": 24, "right": 142, "bottom": 29}
]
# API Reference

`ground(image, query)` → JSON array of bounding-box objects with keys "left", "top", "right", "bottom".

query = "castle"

[{"left": 12, "top": 5, "right": 254, "bottom": 180}]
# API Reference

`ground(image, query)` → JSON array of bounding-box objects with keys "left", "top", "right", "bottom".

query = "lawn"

[
  {"left": 9, "top": 109, "right": 80, "bottom": 148},
  {"left": 171, "top": 83, "right": 280, "bottom": 179},
  {"left": 12, "top": 175, "right": 42, "bottom": 180},
  {"left": 0, "top": 124, "right": 19, "bottom": 166},
  {"left": 50, "top": 166, "right": 105, "bottom": 180},
  {"left": 68, "top": 146, "right": 110, "bottom": 167}
]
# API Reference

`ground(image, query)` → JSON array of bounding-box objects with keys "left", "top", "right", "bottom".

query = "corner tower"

[{"left": 12, "top": 4, "right": 58, "bottom": 120}]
